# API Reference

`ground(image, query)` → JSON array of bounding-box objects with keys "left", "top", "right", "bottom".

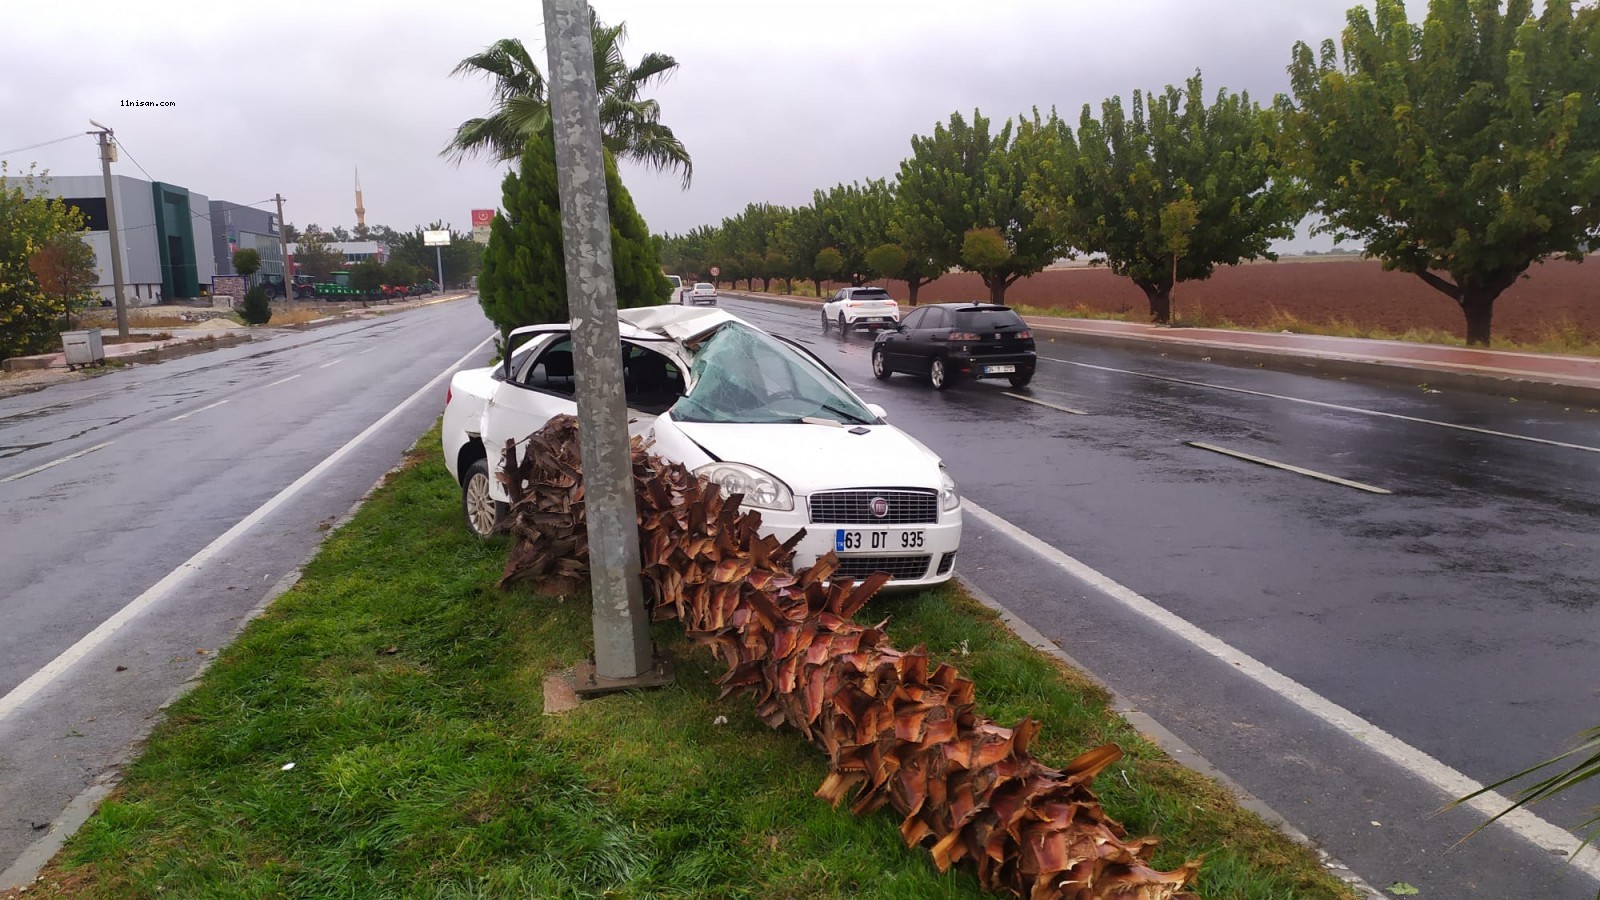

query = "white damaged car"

[{"left": 443, "top": 306, "right": 962, "bottom": 587}]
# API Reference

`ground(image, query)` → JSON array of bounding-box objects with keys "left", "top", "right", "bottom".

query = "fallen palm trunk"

[{"left": 498, "top": 415, "right": 1200, "bottom": 899}]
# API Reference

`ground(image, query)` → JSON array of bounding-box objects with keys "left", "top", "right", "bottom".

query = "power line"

[{"left": 0, "top": 132, "right": 87, "bottom": 159}]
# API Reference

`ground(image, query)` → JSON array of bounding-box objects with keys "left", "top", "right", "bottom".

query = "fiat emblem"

[{"left": 870, "top": 497, "right": 890, "bottom": 518}]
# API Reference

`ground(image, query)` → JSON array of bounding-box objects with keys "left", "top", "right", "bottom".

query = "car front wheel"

[
  {"left": 837, "top": 313, "right": 849, "bottom": 337},
  {"left": 872, "top": 347, "right": 892, "bottom": 380},
  {"left": 821, "top": 311, "right": 830, "bottom": 332},
  {"left": 930, "top": 357, "right": 952, "bottom": 390},
  {"left": 461, "top": 458, "right": 507, "bottom": 538}
]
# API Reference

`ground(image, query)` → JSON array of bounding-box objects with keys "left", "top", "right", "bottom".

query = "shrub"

[{"left": 238, "top": 285, "right": 272, "bottom": 325}]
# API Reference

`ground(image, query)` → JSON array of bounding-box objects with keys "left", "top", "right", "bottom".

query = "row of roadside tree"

[{"left": 658, "top": 0, "right": 1600, "bottom": 346}]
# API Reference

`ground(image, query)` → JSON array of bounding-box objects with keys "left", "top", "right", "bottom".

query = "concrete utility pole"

[
  {"left": 275, "top": 194, "right": 291, "bottom": 298},
  {"left": 543, "top": 0, "right": 660, "bottom": 688},
  {"left": 89, "top": 122, "right": 129, "bottom": 339}
]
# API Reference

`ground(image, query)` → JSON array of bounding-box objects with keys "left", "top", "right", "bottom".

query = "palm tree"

[{"left": 443, "top": 13, "right": 692, "bottom": 187}]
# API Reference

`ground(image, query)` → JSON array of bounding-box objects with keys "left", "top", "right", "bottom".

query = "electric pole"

[
  {"left": 275, "top": 194, "right": 291, "bottom": 298},
  {"left": 90, "top": 122, "right": 129, "bottom": 339},
  {"left": 544, "top": 0, "right": 660, "bottom": 688}
]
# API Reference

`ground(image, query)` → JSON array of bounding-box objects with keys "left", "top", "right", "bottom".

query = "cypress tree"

[{"left": 478, "top": 132, "right": 670, "bottom": 337}]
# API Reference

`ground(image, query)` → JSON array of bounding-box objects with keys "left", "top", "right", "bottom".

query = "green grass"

[{"left": 14, "top": 424, "right": 1357, "bottom": 899}]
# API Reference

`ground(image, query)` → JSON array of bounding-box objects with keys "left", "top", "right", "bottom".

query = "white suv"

[{"left": 823, "top": 287, "right": 900, "bottom": 334}]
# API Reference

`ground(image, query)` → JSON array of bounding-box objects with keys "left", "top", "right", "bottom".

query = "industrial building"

[
  {"left": 210, "top": 201, "right": 285, "bottom": 285},
  {"left": 2, "top": 173, "right": 215, "bottom": 305}
]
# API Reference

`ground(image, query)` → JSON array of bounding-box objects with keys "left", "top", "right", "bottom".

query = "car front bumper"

[{"left": 752, "top": 502, "right": 962, "bottom": 588}]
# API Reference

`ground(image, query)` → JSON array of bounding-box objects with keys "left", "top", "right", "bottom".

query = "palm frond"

[{"left": 1446, "top": 724, "right": 1600, "bottom": 856}]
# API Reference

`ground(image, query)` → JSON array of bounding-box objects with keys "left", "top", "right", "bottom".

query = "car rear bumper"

[{"left": 949, "top": 351, "right": 1037, "bottom": 379}]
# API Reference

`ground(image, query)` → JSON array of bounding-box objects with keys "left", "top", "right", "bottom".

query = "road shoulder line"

[
  {"left": 1185, "top": 440, "right": 1392, "bottom": 494},
  {"left": 960, "top": 498, "right": 1600, "bottom": 883}
]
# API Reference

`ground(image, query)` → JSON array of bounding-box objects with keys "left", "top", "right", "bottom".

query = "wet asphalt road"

[
  {"left": 721, "top": 294, "right": 1600, "bottom": 898},
  {"left": 3, "top": 292, "right": 1597, "bottom": 895},
  {"left": 0, "top": 298, "right": 494, "bottom": 876}
]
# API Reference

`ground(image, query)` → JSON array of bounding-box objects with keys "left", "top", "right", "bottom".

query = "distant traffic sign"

[{"left": 709, "top": 266, "right": 720, "bottom": 277}]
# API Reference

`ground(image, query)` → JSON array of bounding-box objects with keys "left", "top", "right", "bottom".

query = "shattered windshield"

[{"left": 671, "top": 323, "right": 877, "bottom": 425}]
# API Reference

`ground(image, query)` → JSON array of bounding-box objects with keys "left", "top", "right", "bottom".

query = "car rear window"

[
  {"left": 954, "top": 307, "right": 1025, "bottom": 330},
  {"left": 852, "top": 289, "right": 891, "bottom": 299}
]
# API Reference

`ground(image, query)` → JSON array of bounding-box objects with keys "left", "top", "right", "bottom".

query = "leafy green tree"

[
  {"left": 1, "top": 165, "right": 98, "bottom": 360},
  {"left": 330, "top": 225, "right": 352, "bottom": 242},
  {"left": 443, "top": 14, "right": 693, "bottom": 186},
  {"left": 29, "top": 230, "right": 98, "bottom": 332},
  {"left": 232, "top": 248, "right": 261, "bottom": 278},
  {"left": 348, "top": 259, "right": 386, "bottom": 293},
  {"left": 1283, "top": 0, "right": 1600, "bottom": 345},
  {"left": 763, "top": 248, "right": 790, "bottom": 293},
  {"left": 898, "top": 110, "right": 1064, "bottom": 303},
  {"left": 818, "top": 179, "right": 895, "bottom": 285},
  {"left": 292, "top": 230, "right": 343, "bottom": 280},
  {"left": 814, "top": 247, "right": 844, "bottom": 293},
  {"left": 960, "top": 228, "right": 1012, "bottom": 288},
  {"left": 386, "top": 223, "right": 485, "bottom": 289},
  {"left": 478, "top": 132, "right": 669, "bottom": 337},
  {"left": 1031, "top": 78, "right": 1296, "bottom": 324},
  {"left": 866, "top": 243, "right": 908, "bottom": 284},
  {"left": 775, "top": 205, "right": 829, "bottom": 296}
]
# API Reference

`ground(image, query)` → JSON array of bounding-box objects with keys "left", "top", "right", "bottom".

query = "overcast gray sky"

[{"left": 2, "top": 0, "right": 1389, "bottom": 248}]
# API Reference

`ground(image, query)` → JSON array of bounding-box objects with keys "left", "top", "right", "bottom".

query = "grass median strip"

[{"left": 8, "top": 424, "right": 1359, "bottom": 899}]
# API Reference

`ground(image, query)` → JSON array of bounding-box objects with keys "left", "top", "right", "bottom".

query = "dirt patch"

[{"left": 874, "top": 257, "right": 1600, "bottom": 344}]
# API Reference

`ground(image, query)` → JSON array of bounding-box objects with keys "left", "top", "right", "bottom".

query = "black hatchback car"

[{"left": 871, "top": 303, "right": 1036, "bottom": 389}]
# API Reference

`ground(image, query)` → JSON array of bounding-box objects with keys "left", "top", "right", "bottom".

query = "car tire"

[
  {"left": 461, "top": 458, "right": 507, "bottom": 538},
  {"left": 1008, "top": 372, "right": 1033, "bottom": 388},
  {"left": 930, "top": 357, "right": 952, "bottom": 390},
  {"left": 872, "top": 347, "right": 892, "bottom": 380},
  {"left": 838, "top": 313, "right": 849, "bottom": 337},
  {"left": 821, "top": 311, "right": 830, "bottom": 332}
]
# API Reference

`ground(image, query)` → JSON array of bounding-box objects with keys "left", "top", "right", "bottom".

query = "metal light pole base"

[{"left": 571, "top": 653, "right": 675, "bottom": 699}]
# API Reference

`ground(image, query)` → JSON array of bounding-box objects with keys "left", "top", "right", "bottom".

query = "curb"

[
  {"left": 718, "top": 290, "right": 1600, "bottom": 407},
  {"left": 956, "top": 577, "right": 1383, "bottom": 899}
]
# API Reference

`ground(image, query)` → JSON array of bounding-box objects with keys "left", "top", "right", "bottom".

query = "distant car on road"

[
  {"left": 823, "top": 287, "right": 900, "bottom": 335},
  {"left": 667, "top": 274, "right": 684, "bottom": 304},
  {"left": 688, "top": 282, "right": 718, "bottom": 305},
  {"left": 872, "top": 303, "right": 1036, "bottom": 390}
]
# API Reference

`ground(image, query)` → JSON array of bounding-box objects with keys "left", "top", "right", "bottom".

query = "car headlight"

[
  {"left": 695, "top": 462, "right": 795, "bottom": 511},
  {"left": 939, "top": 465, "right": 960, "bottom": 511}
]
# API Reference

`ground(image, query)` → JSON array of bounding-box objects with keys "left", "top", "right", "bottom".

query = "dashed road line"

[
  {"left": 168, "top": 399, "right": 229, "bottom": 422},
  {"left": 961, "top": 498, "right": 1600, "bottom": 882},
  {"left": 1185, "top": 441, "right": 1392, "bottom": 494},
  {"left": 1039, "top": 356, "right": 1600, "bottom": 454},
  {"left": 318, "top": 358, "right": 343, "bottom": 369},
  {"left": 0, "top": 442, "right": 114, "bottom": 483},
  {"left": 265, "top": 374, "right": 301, "bottom": 388},
  {"left": 1003, "top": 391, "right": 1087, "bottom": 416}
]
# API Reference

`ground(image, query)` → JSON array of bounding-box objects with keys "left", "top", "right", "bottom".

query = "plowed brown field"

[{"left": 870, "top": 257, "right": 1600, "bottom": 344}]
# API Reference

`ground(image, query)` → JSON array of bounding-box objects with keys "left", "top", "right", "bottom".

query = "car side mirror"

[{"left": 866, "top": 403, "right": 887, "bottom": 422}]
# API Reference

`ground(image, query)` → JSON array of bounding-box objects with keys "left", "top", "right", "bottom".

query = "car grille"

[
  {"left": 808, "top": 489, "right": 938, "bottom": 525},
  {"left": 832, "top": 555, "right": 932, "bottom": 581}
]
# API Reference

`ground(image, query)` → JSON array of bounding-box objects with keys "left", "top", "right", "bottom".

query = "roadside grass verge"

[{"left": 10, "top": 424, "right": 1357, "bottom": 899}]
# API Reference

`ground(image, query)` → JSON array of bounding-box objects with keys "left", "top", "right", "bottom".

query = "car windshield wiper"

[{"left": 818, "top": 402, "right": 873, "bottom": 425}]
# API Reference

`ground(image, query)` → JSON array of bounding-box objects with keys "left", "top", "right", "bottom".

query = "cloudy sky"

[{"left": 1, "top": 0, "right": 1393, "bottom": 249}]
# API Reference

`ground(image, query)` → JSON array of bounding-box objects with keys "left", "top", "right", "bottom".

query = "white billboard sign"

[{"left": 423, "top": 229, "right": 451, "bottom": 247}]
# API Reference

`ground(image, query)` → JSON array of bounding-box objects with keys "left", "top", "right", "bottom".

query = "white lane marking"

[
  {"left": 0, "top": 334, "right": 494, "bottom": 726},
  {"left": 1185, "top": 440, "right": 1393, "bottom": 495},
  {"left": 0, "top": 442, "right": 114, "bottom": 483},
  {"left": 265, "top": 374, "right": 301, "bottom": 388},
  {"left": 1040, "top": 357, "right": 1600, "bottom": 454},
  {"left": 357, "top": 347, "right": 377, "bottom": 355},
  {"left": 319, "top": 358, "right": 343, "bottom": 369},
  {"left": 1003, "top": 391, "right": 1087, "bottom": 416},
  {"left": 168, "top": 399, "right": 229, "bottom": 422},
  {"left": 961, "top": 498, "right": 1600, "bottom": 881}
]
